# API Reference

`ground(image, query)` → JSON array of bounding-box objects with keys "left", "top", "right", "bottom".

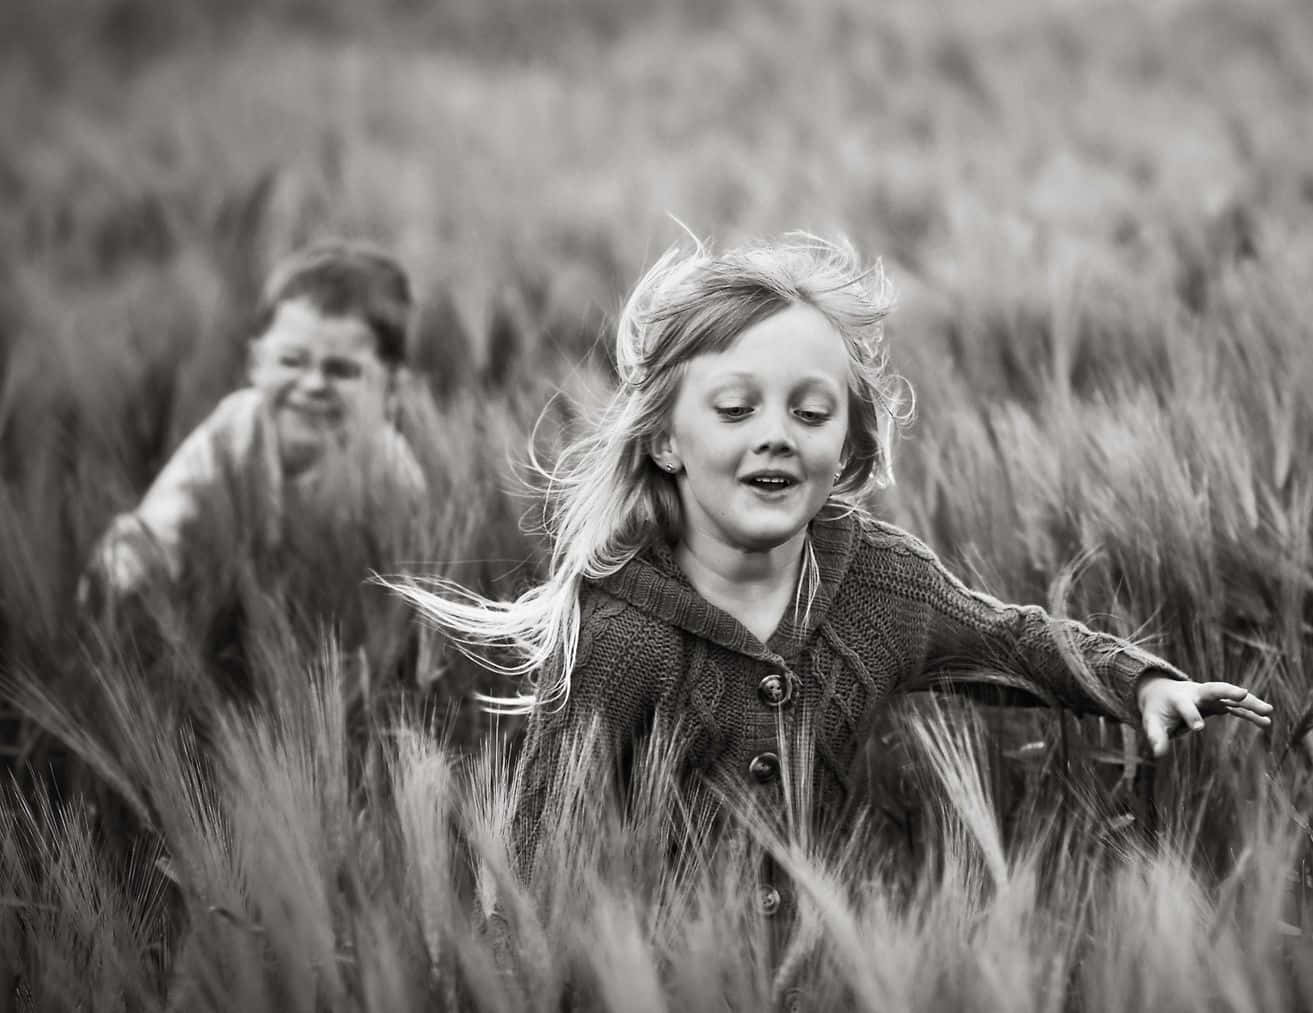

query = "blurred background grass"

[
  {"left": 3, "top": 0, "right": 1310, "bottom": 723},
  {"left": 1, "top": 0, "right": 1312, "bottom": 1006},
  {"left": 3, "top": 0, "right": 1312, "bottom": 859}
]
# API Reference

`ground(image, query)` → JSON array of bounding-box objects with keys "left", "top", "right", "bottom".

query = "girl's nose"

[
  {"left": 755, "top": 437, "right": 796, "bottom": 456},
  {"left": 754, "top": 411, "right": 797, "bottom": 455}
]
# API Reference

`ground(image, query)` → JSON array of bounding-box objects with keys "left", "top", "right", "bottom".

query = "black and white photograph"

[{"left": 1, "top": 0, "right": 1310, "bottom": 1008}]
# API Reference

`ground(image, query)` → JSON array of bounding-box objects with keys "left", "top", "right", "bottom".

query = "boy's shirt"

[
  {"left": 104, "top": 387, "right": 426, "bottom": 583},
  {"left": 89, "top": 387, "right": 429, "bottom": 670}
]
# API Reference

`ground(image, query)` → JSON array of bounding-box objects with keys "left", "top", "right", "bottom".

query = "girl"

[{"left": 404, "top": 234, "right": 1273, "bottom": 882}]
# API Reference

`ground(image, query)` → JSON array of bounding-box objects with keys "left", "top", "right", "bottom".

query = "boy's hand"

[
  {"left": 78, "top": 516, "right": 167, "bottom": 612},
  {"left": 1136, "top": 674, "right": 1273, "bottom": 757}
]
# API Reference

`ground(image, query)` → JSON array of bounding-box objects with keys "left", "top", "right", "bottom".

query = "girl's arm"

[
  {"left": 510, "top": 591, "right": 652, "bottom": 877},
  {"left": 512, "top": 676, "right": 613, "bottom": 876},
  {"left": 911, "top": 541, "right": 1272, "bottom": 739},
  {"left": 911, "top": 545, "right": 1189, "bottom": 724}
]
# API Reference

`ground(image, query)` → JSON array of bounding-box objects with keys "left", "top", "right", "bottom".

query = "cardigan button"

[
  {"left": 748, "top": 752, "right": 780, "bottom": 784},
  {"left": 759, "top": 885, "right": 782, "bottom": 917},
  {"left": 757, "top": 671, "right": 793, "bottom": 708}
]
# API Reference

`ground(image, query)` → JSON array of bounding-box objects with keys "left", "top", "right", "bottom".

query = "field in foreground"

[
  {"left": 5, "top": 648, "right": 1313, "bottom": 1011},
  {"left": 2, "top": 0, "right": 1312, "bottom": 1007}
]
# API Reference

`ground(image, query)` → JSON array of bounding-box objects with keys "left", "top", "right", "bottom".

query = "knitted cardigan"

[{"left": 515, "top": 507, "right": 1189, "bottom": 865}]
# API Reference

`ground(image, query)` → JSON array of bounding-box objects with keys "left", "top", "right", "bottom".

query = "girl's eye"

[
  {"left": 795, "top": 408, "right": 831, "bottom": 425},
  {"left": 278, "top": 355, "right": 305, "bottom": 369},
  {"left": 715, "top": 405, "right": 752, "bottom": 420}
]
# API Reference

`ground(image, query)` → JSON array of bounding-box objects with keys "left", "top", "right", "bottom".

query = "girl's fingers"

[
  {"left": 1142, "top": 682, "right": 1276, "bottom": 756},
  {"left": 1143, "top": 713, "right": 1169, "bottom": 757},
  {"left": 1221, "top": 701, "right": 1273, "bottom": 727},
  {"left": 1197, "top": 682, "right": 1250, "bottom": 703},
  {"left": 1174, "top": 698, "right": 1205, "bottom": 734},
  {"left": 1198, "top": 685, "right": 1273, "bottom": 716}
]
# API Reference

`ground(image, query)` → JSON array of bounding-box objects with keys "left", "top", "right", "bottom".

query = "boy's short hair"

[{"left": 255, "top": 239, "right": 412, "bottom": 366}]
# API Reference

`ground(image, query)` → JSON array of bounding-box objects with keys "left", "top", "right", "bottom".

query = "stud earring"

[{"left": 666, "top": 463, "right": 677, "bottom": 473}]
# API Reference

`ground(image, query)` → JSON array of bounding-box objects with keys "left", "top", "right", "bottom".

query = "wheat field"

[{"left": 1, "top": 0, "right": 1312, "bottom": 1008}]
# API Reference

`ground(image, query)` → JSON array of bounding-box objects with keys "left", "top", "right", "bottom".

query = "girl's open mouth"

[{"left": 742, "top": 474, "right": 799, "bottom": 492}]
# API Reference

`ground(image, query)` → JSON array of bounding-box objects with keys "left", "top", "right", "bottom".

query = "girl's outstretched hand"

[{"left": 1137, "top": 675, "right": 1274, "bottom": 757}]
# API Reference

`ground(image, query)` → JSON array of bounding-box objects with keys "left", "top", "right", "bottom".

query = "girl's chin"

[{"left": 726, "top": 515, "right": 813, "bottom": 552}]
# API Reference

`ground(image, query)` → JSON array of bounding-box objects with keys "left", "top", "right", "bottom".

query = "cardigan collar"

[{"left": 597, "top": 508, "right": 859, "bottom": 664}]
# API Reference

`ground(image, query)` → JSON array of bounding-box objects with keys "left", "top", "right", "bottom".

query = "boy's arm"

[
  {"left": 385, "top": 428, "right": 428, "bottom": 511},
  {"left": 85, "top": 391, "right": 261, "bottom": 597},
  {"left": 363, "top": 427, "right": 428, "bottom": 549},
  {"left": 356, "top": 427, "right": 431, "bottom": 680}
]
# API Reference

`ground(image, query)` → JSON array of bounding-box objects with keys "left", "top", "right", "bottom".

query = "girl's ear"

[{"left": 649, "top": 431, "right": 681, "bottom": 473}]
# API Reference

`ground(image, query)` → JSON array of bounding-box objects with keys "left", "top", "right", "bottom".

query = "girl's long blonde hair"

[{"left": 397, "top": 233, "right": 910, "bottom": 714}]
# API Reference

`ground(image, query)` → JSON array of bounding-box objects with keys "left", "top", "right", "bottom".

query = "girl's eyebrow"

[
  {"left": 704, "top": 372, "right": 845, "bottom": 398},
  {"left": 793, "top": 373, "right": 845, "bottom": 394},
  {"left": 705, "top": 372, "right": 758, "bottom": 394}
]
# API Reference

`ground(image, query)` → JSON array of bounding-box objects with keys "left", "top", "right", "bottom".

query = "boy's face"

[
  {"left": 660, "top": 302, "right": 850, "bottom": 554},
  {"left": 249, "top": 296, "right": 389, "bottom": 474}
]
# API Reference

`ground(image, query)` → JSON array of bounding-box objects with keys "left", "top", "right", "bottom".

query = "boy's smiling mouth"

[{"left": 284, "top": 400, "right": 342, "bottom": 424}]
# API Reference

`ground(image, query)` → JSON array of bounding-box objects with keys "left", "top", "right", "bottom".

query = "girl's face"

[{"left": 659, "top": 302, "right": 850, "bottom": 553}]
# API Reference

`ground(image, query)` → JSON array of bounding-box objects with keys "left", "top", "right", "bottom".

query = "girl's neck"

[{"left": 673, "top": 528, "right": 806, "bottom": 644}]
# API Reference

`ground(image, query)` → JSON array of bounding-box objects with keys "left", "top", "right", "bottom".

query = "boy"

[{"left": 82, "top": 240, "right": 429, "bottom": 688}]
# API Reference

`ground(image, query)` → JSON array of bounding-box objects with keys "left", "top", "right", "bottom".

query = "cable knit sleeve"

[
  {"left": 511, "top": 588, "right": 653, "bottom": 877},
  {"left": 870, "top": 522, "right": 1191, "bottom": 724}
]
